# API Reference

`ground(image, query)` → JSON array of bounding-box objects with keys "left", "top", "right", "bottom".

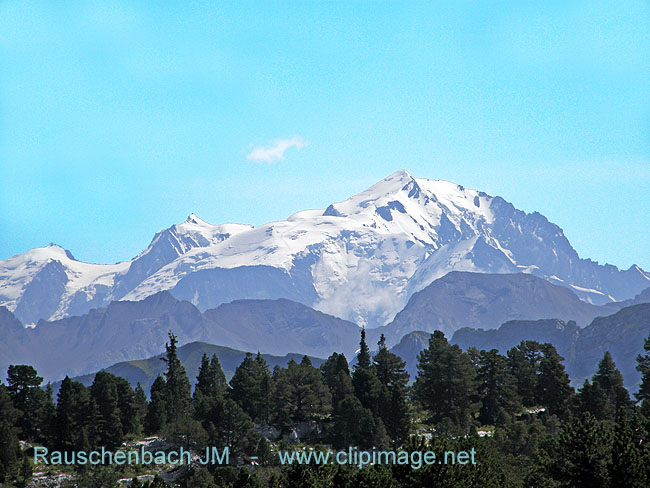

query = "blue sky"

[{"left": 1, "top": 1, "right": 649, "bottom": 270}]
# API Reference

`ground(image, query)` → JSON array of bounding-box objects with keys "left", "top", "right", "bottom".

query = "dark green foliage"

[
  {"left": 536, "top": 412, "right": 613, "bottom": 487},
  {"left": 636, "top": 333, "right": 650, "bottom": 414},
  {"left": 321, "top": 352, "right": 354, "bottom": 416},
  {"left": 144, "top": 375, "right": 167, "bottom": 435},
  {"left": 414, "top": 330, "right": 478, "bottom": 430},
  {"left": 272, "top": 356, "right": 331, "bottom": 427},
  {"left": 233, "top": 467, "right": 263, "bottom": 488},
  {"left": 574, "top": 379, "right": 614, "bottom": 420},
  {"left": 374, "top": 334, "right": 411, "bottom": 444},
  {"left": 536, "top": 344, "right": 574, "bottom": 417},
  {"left": 133, "top": 382, "right": 148, "bottom": 431},
  {"left": 507, "top": 341, "right": 543, "bottom": 407},
  {"left": 610, "top": 408, "right": 650, "bottom": 487},
  {"left": 229, "top": 352, "right": 272, "bottom": 423},
  {"left": 6, "top": 364, "right": 50, "bottom": 442},
  {"left": 114, "top": 376, "right": 138, "bottom": 436},
  {"left": 0, "top": 383, "right": 21, "bottom": 483},
  {"left": 351, "top": 329, "right": 383, "bottom": 416},
  {"left": 476, "top": 349, "right": 521, "bottom": 426},
  {"left": 54, "top": 377, "right": 93, "bottom": 451},
  {"left": 195, "top": 353, "right": 227, "bottom": 400},
  {"left": 592, "top": 351, "right": 633, "bottom": 414},
  {"left": 161, "top": 331, "right": 192, "bottom": 422},
  {"left": 90, "top": 371, "right": 123, "bottom": 449},
  {"left": 332, "top": 394, "right": 388, "bottom": 449},
  {"left": 184, "top": 467, "right": 218, "bottom": 487}
]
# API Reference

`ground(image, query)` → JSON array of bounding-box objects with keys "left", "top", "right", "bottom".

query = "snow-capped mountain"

[{"left": 2, "top": 170, "right": 649, "bottom": 327}]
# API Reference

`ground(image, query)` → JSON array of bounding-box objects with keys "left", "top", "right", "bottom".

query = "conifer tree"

[
  {"left": 272, "top": 357, "right": 331, "bottom": 426},
  {"left": 507, "top": 341, "right": 542, "bottom": 407},
  {"left": 90, "top": 371, "right": 123, "bottom": 449},
  {"left": 414, "top": 330, "right": 478, "bottom": 429},
  {"left": 114, "top": 376, "right": 138, "bottom": 436},
  {"left": 373, "top": 334, "right": 411, "bottom": 444},
  {"left": 6, "top": 364, "right": 50, "bottom": 441},
  {"left": 144, "top": 376, "right": 167, "bottom": 435},
  {"left": 635, "top": 333, "right": 650, "bottom": 416},
  {"left": 476, "top": 349, "right": 521, "bottom": 425},
  {"left": 195, "top": 354, "right": 226, "bottom": 400},
  {"left": 320, "top": 352, "right": 354, "bottom": 410},
  {"left": 543, "top": 412, "right": 613, "bottom": 487},
  {"left": 592, "top": 351, "right": 632, "bottom": 414},
  {"left": 55, "top": 377, "right": 92, "bottom": 451},
  {"left": 610, "top": 408, "right": 650, "bottom": 486},
  {"left": 333, "top": 394, "right": 388, "bottom": 449},
  {"left": 574, "top": 379, "right": 614, "bottom": 421},
  {"left": 161, "top": 332, "right": 192, "bottom": 422},
  {"left": 194, "top": 353, "right": 229, "bottom": 429},
  {"left": 536, "top": 343, "right": 573, "bottom": 417},
  {"left": 351, "top": 329, "right": 383, "bottom": 416},
  {"left": 0, "top": 383, "right": 21, "bottom": 483},
  {"left": 133, "top": 383, "right": 148, "bottom": 432},
  {"left": 229, "top": 352, "right": 272, "bottom": 423}
]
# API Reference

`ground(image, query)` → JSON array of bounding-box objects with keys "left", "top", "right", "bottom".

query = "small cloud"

[{"left": 246, "top": 136, "right": 308, "bottom": 164}]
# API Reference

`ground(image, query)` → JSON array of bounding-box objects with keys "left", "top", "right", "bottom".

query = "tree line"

[{"left": 2, "top": 330, "right": 650, "bottom": 486}]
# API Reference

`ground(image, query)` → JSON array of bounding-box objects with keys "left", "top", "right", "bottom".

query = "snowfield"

[{"left": 2, "top": 170, "right": 649, "bottom": 327}]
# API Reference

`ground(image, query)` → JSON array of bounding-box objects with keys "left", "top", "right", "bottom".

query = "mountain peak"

[{"left": 183, "top": 213, "right": 209, "bottom": 226}]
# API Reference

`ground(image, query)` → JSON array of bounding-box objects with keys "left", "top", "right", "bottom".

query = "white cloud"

[{"left": 246, "top": 136, "right": 308, "bottom": 164}]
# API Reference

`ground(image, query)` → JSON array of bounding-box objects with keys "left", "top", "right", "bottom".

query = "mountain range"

[
  {"left": 3, "top": 269, "right": 648, "bottom": 383},
  {"left": 2, "top": 170, "right": 649, "bottom": 330},
  {"left": 392, "top": 303, "right": 650, "bottom": 391},
  {"left": 0, "top": 293, "right": 360, "bottom": 382}
]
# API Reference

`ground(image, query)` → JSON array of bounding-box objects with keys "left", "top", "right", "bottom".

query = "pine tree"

[
  {"left": 195, "top": 354, "right": 211, "bottom": 398},
  {"left": 413, "top": 330, "right": 478, "bottom": 429},
  {"left": 333, "top": 394, "right": 388, "bottom": 449},
  {"left": 0, "top": 383, "right": 21, "bottom": 483},
  {"left": 610, "top": 408, "right": 650, "bottom": 486},
  {"left": 574, "top": 379, "right": 614, "bottom": 421},
  {"left": 476, "top": 349, "right": 521, "bottom": 426},
  {"left": 373, "top": 334, "right": 411, "bottom": 444},
  {"left": 351, "top": 328, "right": 383, "bottom": 416},
  {"left": 55, "top": 377, "right": 92, "bottom": 451},
  {"left": 90, "top": 371, "right": 123, "bottom": 448},
  {"left": 133, "top": 383, "right": 148, "bottom": 432},
  {"left": 229, "top": 352, "right": 272, "bottom": 423},
  {"left": 536, "top": 343, "right": 573, "bottom": 417},
  {"left": 272, "top": 357, "right": 331, "bottom": 426},
  {"left": 635, "top": 333, "right": 650, "bottom": 415},
  {"left": 114, "top": 376, "right": 138, "bottom": 436},
  {"left": 194, "top": 353, "right": 228, "bottom": 429},
  {"left": 6, "top": 364, "right": 50, "bottom": 441},
  {"left": 592, "top": 351, "right": 632, "bottom": 414},
  {"left": 507, "top": 341, "right": 542, "bottom": 407},
  {"left": 544, "top": 412, "right": 613, "bottom": 487},
  {"left": 320, "top": 352, "right": 354, "bottom": 409},
  {"left": 161, "top": 332, "right": 192, "bottom": 422},
  {"left": 144, "top": 376, "right": 167, "bottom": 435}
]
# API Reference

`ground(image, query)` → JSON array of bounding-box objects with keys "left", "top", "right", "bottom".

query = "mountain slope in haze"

[
  {"left": 2, "top": 170, "right": 648, "bottom": 328},
  {"left": 0, "top": 293, "right": 359, "bottom": 382},
  {"left": 393, "top": 303, "right": 650, "bottom": 391},
  {"left": 61, "top": 341, "right": 325, "bottom": 395},
  {"left": 373, "top": 271, "right": 620, "bottom": 345}
]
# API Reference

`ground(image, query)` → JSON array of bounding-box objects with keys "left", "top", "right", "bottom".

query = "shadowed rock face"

[
  {"left": 0, "top": 292, "right": 360, "bottom": 382},
  {"left": 390, "top": 303, "right": 650, "bottom": 392},
  {"left": 373, "top": 271, "right": 620, "bottom": 345},
  {"left": 14, "top": 260, "right": 69, "bottom": 324}
]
